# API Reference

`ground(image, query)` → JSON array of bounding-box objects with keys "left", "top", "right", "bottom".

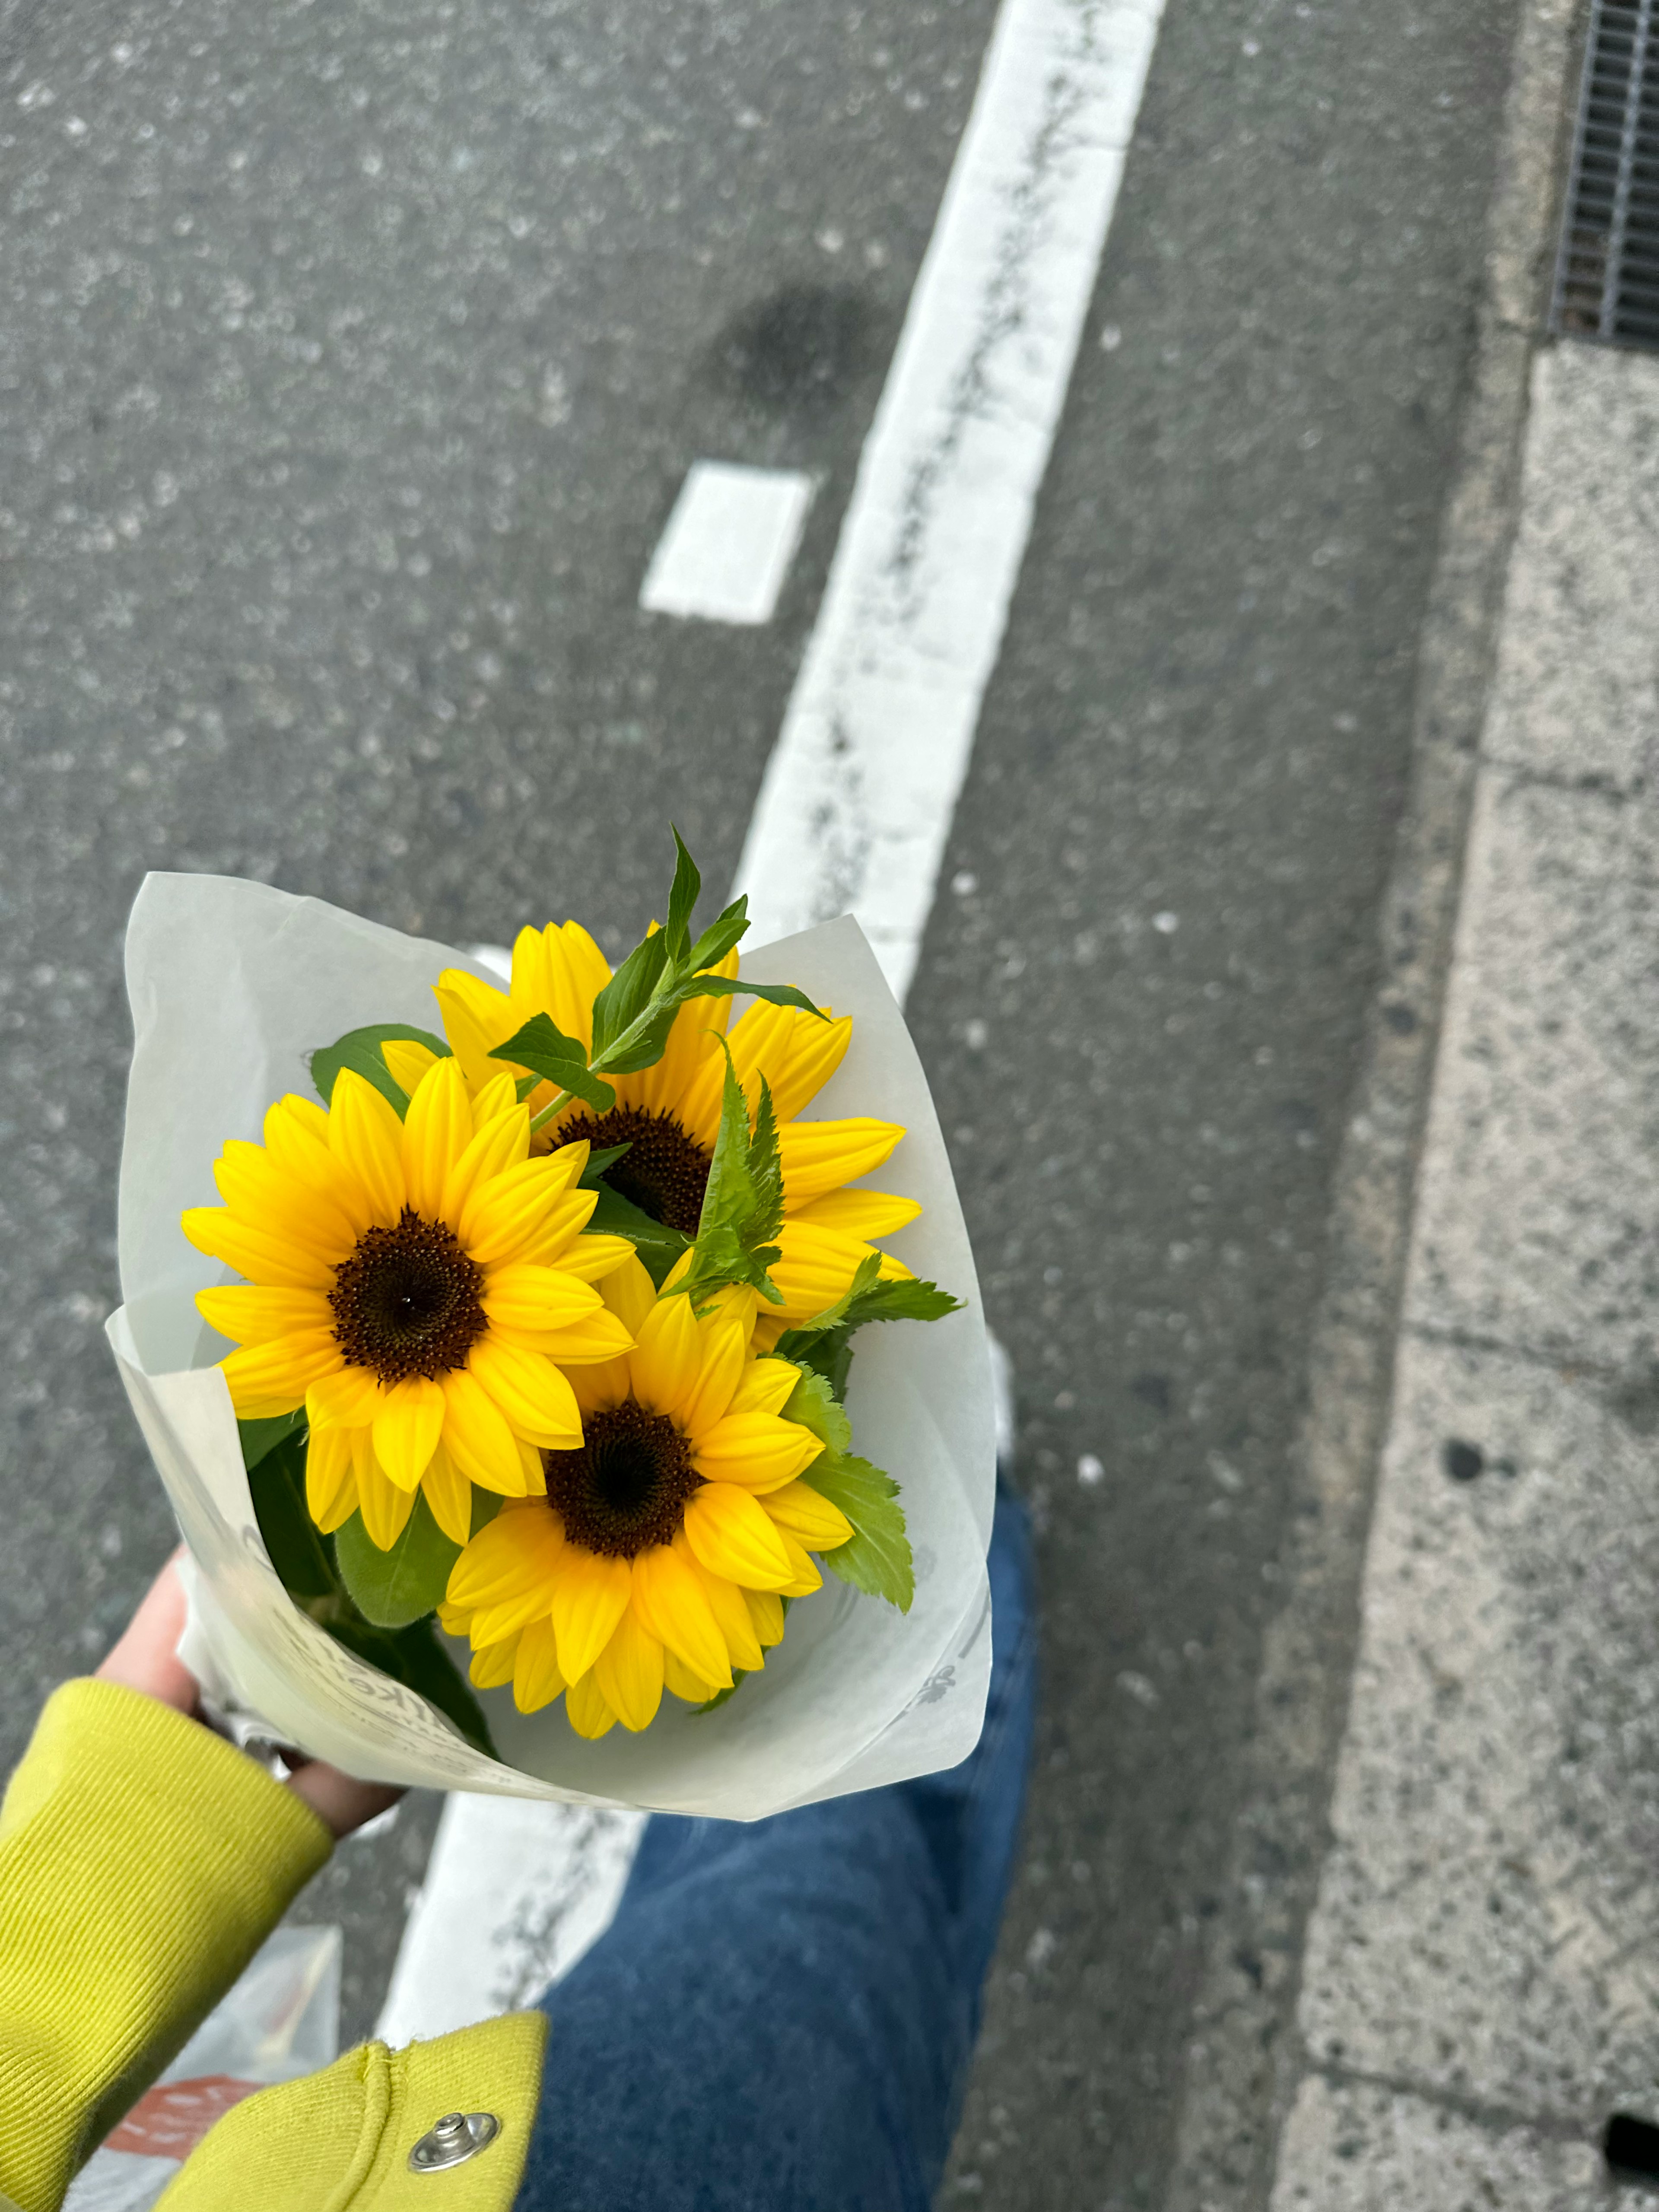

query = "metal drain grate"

[{"left": 1551, "top": 0, "right": 1659, "bottom": 350}]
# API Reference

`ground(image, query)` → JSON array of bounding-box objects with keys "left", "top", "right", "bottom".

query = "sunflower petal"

[
  {"left": 788, "top": 1188, "right": 922, "bottom": 1242},
  {"left": 182, "top": 1209, "right": 335, "bottom": 1291},
  {"left": 480, "top": 1263, "right": 604, "bottom": 1337},
  {"left": 213, "top": 1144, "right": 360, "bottom": 1259},
  {"left": 468, "top": 1338, "right": 583, "bottom": 1451},
  {"left": 682, "top": 1483, "right": 795, "bottom": 1590},
  {"left": 447, "top": 1503, "right": 565, "bottom": 1608},
  {"left": 372, "top": 1375, "right": 446, "bottom": 1491},
  {"left": 726, "top": 1357, "right": 801, "bottom": 1420},
  {"left": 468, "top": 1632, "right": 521, "bottom": 1690},
  {"left": 328, "top": 1070, "right": 407, "bottom": 1225},
  {"left": 627, "top": 1294, "right": 702, "bottom": 1419},
  {"left": 556, "top": 1233, "right": 636, "bottom": 1285},
  {"left": 570, "top": 1357, "right": 633, "bottom": 1417},
  {"left": 677, "top": 1319, "right": 748, "bottom": 1441},
  {"left": 357, "top": 1455, "right": 417, "bottom": 1550},
  {"left": 758, "top": 1478, "right": 854, "bottom": 1552},
  {"left": 599, "top": 1252, "right": 660, "bottom": 1338},
  {"left": 674, "top": 1533, "right": 764, "bottom": 1674},
  {"left": 402, "top": 1055, "right": 473, "bottom": 1221},
  {"left": 459, "top": 1160, "right": 591, "bottom": 1268},
  {"left": 220, "top": 1330, "right": 342, "bottom": 1419},
  {"left": 690, "top": 1409, "right": 821, "bottom": 1494},
  {"left": 769, "top": 1220, "right": 912, "bottom": 1324},
  {"left": 442, "top": 1103, "right": 531, "bottom": 1230},
  {"left": 432, "top": 969, "right": 514, "bottom": 1093},
  {"left": 381, "top": 1038, "right": 440, "bottom": 1097},
  {"left": 777, "top": 1118, "right": 905, "bottom": 1210},
  {"left": 197, "top": 1285, "right": 332, "bottom": 1349},
  {"left": 631, "top": 1542, "right": 734, "bottom": 1690},
  {"left": 775, "top": 1529, "right": 823, "bottom": 1598},
  {"left": 305, "top": 1427, "right": 360, "bottom": 1535},
  {"left": 593, "top": 1607, "right": 665, "bottom": 1732},
  {"left": 422, "top": 1442, "right": 476, "bottom": 1547},
  {"left": 512, "top": 1616, "right": 567, "bottom": 1713},
  {"left": 744, "top": 1587, "right": 785, "bottom": 1648},
  {"left": 550, "top": 1548, "right": 632, "bottom": 1683},
  {"left": 441, "top": 1367, "right": 532, "bottom": 1492},
  {"left": 663, "top": 1649, "right": 723, "bottom": 1704},
  {"left": 766, "top": 1009, "right": 853, "bottom": 1125},
  {"left": 564, "top": 1669, "right": 617, "bottom": 1739},
  {"left": 489, "top": 1309, "right": 636, "bottom": 1366},
  {"left": 307, "top": 1366, "right": 381, "bottom": 1430}
]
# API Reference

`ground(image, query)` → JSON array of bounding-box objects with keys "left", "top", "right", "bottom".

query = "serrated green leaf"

[
  {"left": 778, "top": 1365, "right": 853, "bottom": 1458},
  {"left": 801, "top": 1452, "right": 914, "bottom": 1611},
  {"left": 664, "top": 826, "right": 701, "bottom": 962},
  {"left": 491, "top": 1012, "right": 615, "bottom": 1114},
  {"left": 334, "top": 1490, "right": 462, "bottom": 1630},
  {"left": 774, "top": 1260, "right": 964, "bottom": 1348},
  {"left": 310, "top": 1023, "right": 451, "bottom": 1117},
  {"left": 664, "top": 1053, "right": 785, "bottom": 1308}
]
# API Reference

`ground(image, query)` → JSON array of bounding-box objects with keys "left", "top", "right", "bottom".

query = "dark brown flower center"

[
  {"left": 550, "top": 1106, "right": 711, "bottom": 1236},
  {"left": 543, "top": 1398, "right": 702, "bottom": 1558},
  {"left": 329, "top": 1208, "right": 486, "bottom": 1386}
]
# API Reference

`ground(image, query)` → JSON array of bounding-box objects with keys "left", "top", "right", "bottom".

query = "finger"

[
  {"left": 95, "top": 1551, "right": 199, "bottom": 1715},
  {"left": 285, "top": 1762, "right": 404, "bottom": 1841}
]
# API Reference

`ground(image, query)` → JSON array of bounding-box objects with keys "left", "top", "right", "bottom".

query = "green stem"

[{"left": 528, "top": 1088, "right": 575, "bottom": 1135}]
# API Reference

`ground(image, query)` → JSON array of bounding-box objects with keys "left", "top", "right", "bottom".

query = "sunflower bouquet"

[{"left": 108, "top": 845, "right": 996, "bottom": 1817}]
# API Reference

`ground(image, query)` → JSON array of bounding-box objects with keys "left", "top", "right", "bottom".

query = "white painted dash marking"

[
  {"left": 733, "top": 0, "right": 1167, "bottom": 1003},
  {"left": 639, "top": 461, "right": 815, "bottom": 626}
]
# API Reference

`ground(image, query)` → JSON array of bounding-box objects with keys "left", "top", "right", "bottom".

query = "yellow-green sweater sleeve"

[{"left": 0, "top": 1679, "right": 332, "bottom": 2212}]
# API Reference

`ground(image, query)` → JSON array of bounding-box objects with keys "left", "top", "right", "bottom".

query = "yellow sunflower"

[
  {"left": 438, "top": 1253, "right": 855, "bottom": 1738},
  {"left": 183, "top": 1056, "right": 636, "bottom": 1550},
  {"left": 391, "top": 921, "right": 918, "bottom": 1343}
]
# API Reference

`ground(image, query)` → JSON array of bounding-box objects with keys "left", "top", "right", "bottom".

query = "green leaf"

[
  {"left": 774, "top": 1259, "right": 964, "bottom": 1347},
  {"left": 584, "top": 1183, "right": 692, "bottom": 1286},
  {"left": 246, "top": 1428, "right": 338, "bottom": 1602},
  {"left": 589, "top": 930, "right": 671, "bottom": 1064},
  {"left": 778, "top": 1366, "right": 853, "bottom": 1459},
  {"left": 664, "top": 826, "right": 701, "bottom": 962},
  {"left": 663, "top": 1053, "right": 786, "bottom": 1309},
  {"left": 490, "top": 1012, "right": 615, "bottom": 1115},
  {"left": 334, "top": 1491, "right": 463, "bottom": 1630},
  {"left": 579, "top": 1144, "right": 633, "bottom": 1185},
  {"left": 671, "top": 975, "right": 828, "bottom": 1023},
  {"left": 310, "top": 1023, "right": 451, "bottom": 1117},
  {"left": 238, "top": 1408, "right": 307, "bottom": 1474},
  {"left": 801, "top": 1453, "right": 914, "bottom": 1611},
  {"left": 331, "top": 1613, "right": 498, "bottom": 1760},
  {"left": 683, "top": 898, "right": 750, "bottom": 977}
]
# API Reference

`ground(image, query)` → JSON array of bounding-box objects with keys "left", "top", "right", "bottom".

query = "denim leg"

[{"left": 513, "top": 1487, "right": 1036, "bottom": 2212}]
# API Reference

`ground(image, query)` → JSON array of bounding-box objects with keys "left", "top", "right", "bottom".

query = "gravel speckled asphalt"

[{"left": 0, "top": 0, "right": 1525, "bottom": 2201}]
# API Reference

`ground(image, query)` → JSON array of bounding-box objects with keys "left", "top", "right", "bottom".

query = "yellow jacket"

[{"left": 0, "top": 1681, "right": 546, "bottom": 2212}]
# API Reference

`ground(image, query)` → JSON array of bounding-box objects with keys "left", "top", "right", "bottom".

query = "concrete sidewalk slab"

[
  {"left": 1298, "top": 1333, "right": 1659, "bottom": 2123},
  {"left": 1482, "top": 347, "right": 1659, "bottom": 795},
  {"left": 1406, "top": 767, "right": 1659, "bottom": 1374},
  {"left": 1270, "top": 2076, "right": 1617, "bottom": 2211}
]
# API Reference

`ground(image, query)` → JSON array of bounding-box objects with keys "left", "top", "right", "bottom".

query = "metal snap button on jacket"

[{"left": 409, "top": 2111, "right": 501, "bottom": 2172}]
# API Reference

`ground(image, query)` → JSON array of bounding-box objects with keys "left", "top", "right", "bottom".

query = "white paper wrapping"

[{"left": 108, "top": 873, "right": 994, "bottom": 1818}]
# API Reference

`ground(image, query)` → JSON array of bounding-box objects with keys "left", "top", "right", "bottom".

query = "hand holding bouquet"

[{"left": 111, "top": 839, "right": 995, "bottom": 1815}]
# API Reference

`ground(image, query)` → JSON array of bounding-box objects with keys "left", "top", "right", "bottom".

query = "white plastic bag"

[{"left": 64, "top": 1927, "right": 339, "bottom": 2212}]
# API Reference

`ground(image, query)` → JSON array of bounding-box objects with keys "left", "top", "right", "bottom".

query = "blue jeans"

[{"left": 516, "top": 1486, "right": 1036, "bottom": 2212}]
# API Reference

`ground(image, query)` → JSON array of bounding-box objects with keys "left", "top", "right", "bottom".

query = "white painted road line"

[
  {"left": 639, "top": 461, "right": 816, "bottom": 626},
  {"left": 734, "top": 0, "right": 1168, "bottom": 1002},
  {"left": 378, "top": 0, "right": 1167, "bottom": 2046}
]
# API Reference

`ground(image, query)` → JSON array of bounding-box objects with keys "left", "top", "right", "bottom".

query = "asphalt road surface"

[{"left": 0, "top": 0, "right": 1526, "bottom": 2205}]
